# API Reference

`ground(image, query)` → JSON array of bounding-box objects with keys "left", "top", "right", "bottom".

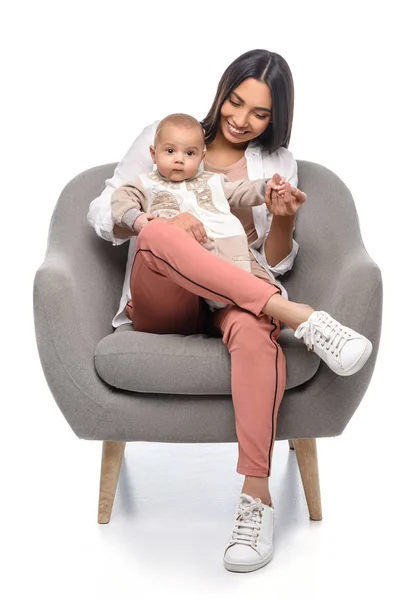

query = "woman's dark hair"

[{"left": 201, "top": 49, "right": 294, "bottom": 154}]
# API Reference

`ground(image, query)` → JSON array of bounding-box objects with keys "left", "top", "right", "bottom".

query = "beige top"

[{"left": 204, "top": 155, "right": 274, "bottom": 284}]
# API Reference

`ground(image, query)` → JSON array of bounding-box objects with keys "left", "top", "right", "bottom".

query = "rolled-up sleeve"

[
  {"left": 87, "top": 121, "right": 158, "bottom": 245},
  {"left": 262, "top": 234, "right": 299, "bottom": 276},
  {"left": 261, "top": 147, "right": 299, "bottom": 276}
]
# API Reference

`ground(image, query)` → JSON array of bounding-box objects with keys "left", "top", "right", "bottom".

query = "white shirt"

[{"left": 87, "top": 120, "right": 300, "bottom": 327}]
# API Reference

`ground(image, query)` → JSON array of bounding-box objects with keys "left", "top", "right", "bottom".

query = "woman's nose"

[{"left": 233, "top": 109, "right": 249, "bottom": 128}]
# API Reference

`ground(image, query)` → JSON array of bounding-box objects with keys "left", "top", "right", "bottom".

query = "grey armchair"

[{"left": 33, "top": 160, "right": 382, "bottom": 524}]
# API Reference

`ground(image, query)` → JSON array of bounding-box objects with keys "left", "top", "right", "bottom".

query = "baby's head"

[{"left": 150, "top": 114, "right": 206, "bottom": 182}]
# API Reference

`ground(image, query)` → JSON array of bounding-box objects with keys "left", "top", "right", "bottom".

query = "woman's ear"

[{"left": 149, "top": 145, "right": 156, "bottom": 163}]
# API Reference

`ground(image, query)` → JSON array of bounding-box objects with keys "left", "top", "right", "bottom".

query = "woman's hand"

[
  {"left": 159, "top": 212, "right": 208, "bottom": 244},
  {"left": 265, "top": 173, "right": 307, "bottom": 217},
  {"left": 133, "top": 213, "right": 156, "bottom": 234}
]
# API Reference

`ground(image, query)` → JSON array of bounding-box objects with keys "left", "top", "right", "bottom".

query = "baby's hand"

[
  {"left": 133, "top": 212, "right": 156, "bottom": 234},
  {"left": 265, "top": 174, "right": 306, "bottom": 217},
  {"left": 266, "top": 173, "right": 286, "bottom": 201}
]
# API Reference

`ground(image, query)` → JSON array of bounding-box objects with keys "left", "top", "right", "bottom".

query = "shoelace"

[
  {"left": 229, "top": 498, "right": 264, "bottom": 547},
  {"left": 294, "top": 311, "right": 351, "bottom": 354}
]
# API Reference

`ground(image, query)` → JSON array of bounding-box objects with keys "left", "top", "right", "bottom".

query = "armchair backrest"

[{"left": 44, "top": 160, "right": 369, "bottom": 319}]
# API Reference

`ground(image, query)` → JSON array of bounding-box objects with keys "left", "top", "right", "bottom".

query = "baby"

[{"left": 111, "top": 113, "right": 280, "bottom": 310}]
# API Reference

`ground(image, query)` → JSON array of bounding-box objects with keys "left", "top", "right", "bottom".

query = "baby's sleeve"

[
  {"left": 87, "top": 120, "right": 158, "bottom": 244},
  {"left": 220, "top": 174, "right": 267, "bottom": 208},
  {"left": 111, "top": 176, "right": 147, "bottom": 230}
]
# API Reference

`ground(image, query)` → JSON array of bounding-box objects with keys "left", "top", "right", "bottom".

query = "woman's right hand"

[{"left": 160, "top": 212, "right": 208, "bottom": 244}]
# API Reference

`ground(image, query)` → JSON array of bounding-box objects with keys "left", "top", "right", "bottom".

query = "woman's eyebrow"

[{"left": 231, "top": 91, "right": 272, "bottom": 113}]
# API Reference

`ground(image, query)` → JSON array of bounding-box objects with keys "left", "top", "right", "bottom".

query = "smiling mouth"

[{"left": 227, "top": 120, "right": 250, "bottom": 135}]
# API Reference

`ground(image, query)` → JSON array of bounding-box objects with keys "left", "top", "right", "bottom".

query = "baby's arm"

[
  {"left": 111, "top": 176, "right": 147, "bottom": 231},
  {"left": 220, "top": 175, "right": 270, "bottom": 209}
]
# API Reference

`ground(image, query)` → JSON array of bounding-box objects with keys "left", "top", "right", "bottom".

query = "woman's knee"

[
  {"left": 136, "top": 218, "right": 170, "bottom": 248},
  {"left": 221, "top": 308, "right": 279, "bottom": 348}
]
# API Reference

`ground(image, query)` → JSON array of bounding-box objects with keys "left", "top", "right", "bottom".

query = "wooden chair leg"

[
  {"left": 292, "top": 438, "right": 322, "bottom": 521},
  {"left": 288, "top": 439, "right": 295, "bottom": 449},
  {"left": 98, "top": 441, "right": 126, "bottom": 524}
]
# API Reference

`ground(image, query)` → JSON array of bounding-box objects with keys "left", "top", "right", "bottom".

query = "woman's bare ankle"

[
  {"left": 262, "top": 296, "right": 314, "bottom": 330},
  {"left": 241, "top": 476, "right": 272, "bottom": 506}
]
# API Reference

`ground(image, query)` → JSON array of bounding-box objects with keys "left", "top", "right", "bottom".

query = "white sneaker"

[
  {"left": 294, "top": 310, "right": 373, "bottom": 376},
  {"left": 223, "top": 493, "right": 274, "bottom": 573}
]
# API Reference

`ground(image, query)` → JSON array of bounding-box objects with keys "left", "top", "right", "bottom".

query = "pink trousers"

[{"left": 126, "top": 219, "right": 287, "bottom": 477}]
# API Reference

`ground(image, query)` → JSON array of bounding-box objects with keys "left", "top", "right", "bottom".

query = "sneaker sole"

[
  {"left": 223, "top": 550, "right": 273, "bottom": 573},
  {"left": 337, "top": 339, "right": 373, "bottom": 376}
]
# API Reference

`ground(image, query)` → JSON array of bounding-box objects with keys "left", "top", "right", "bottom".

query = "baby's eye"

[
  {"left": 187, "top": 151, "right": 195, "bottom": 157},
  {"left": 166, "top": 149, "right": 174, "bottom": 154}
]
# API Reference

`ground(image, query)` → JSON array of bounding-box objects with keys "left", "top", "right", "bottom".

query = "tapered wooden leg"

[
  {"left": 288, "top": 439, "right": 295, "bottom": 449},
  {"left": 98, "top": 441, "right": 126, "bottom": 524},
  {"left": 293, "top": 438, "right": 322, "bottom": 521}
]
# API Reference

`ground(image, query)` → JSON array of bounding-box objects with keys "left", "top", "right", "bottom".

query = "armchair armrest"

[
  {"left": 33, "top": 165, "right": 129, "bottom": 437},
  {"left": 276, "top": 160, "right": 383, "bottom": 438},
  {"left": 280, "top": 160, "right": 383, "bottom": 333},
  {"left": 283, "top": 247, "right": 382, "bottom": 334}
]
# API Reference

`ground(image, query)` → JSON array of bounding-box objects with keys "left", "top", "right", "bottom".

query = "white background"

[{"left": 2, "top": 1, "right": 398, "bottom": 598}]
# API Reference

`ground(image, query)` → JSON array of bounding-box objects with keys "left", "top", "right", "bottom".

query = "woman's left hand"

[{"left": 265, "top": 173, "right": 307, "bottom": 217}]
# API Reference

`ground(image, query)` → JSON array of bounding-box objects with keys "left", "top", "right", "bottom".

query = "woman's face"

[{"left": 219, "top": 77, "right": 272, "bottom": 146}]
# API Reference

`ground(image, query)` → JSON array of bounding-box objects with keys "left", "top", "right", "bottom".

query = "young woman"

[{"left": 87, "top": 49, "right": 372, "bottom": 573}]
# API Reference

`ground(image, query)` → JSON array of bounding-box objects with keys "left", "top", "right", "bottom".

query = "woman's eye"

[
  {"left": 229, "top": 99, "right": 241, "bottom": 107},
  {"left": 255, "top": 113, "right": 269, "bottom": 120}
]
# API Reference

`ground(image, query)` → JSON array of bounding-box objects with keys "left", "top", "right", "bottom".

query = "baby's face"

[{"left": 150, "top": 123, "right": 205, "bottom": 182}]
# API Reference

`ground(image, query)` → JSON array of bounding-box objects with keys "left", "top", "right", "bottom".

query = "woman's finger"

[
  {"left": 189, "top": 224, "right": 204, "bottom": 243},
  {"left": 196, "top": 224, "right": 208, "bottom": 243},
  {"left": 269, "top": 188, "right": 279, "bottom": 214},
  {"left": 265, "top": 187, "right": 272, "bottom": 212}
]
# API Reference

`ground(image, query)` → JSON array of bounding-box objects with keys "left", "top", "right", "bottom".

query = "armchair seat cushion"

[{"left": 94, "top": 323, "right": 320, "bottom": 394}]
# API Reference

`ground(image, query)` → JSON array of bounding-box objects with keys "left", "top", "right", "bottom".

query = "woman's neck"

[{"left": 205, "top": 129, "right": 248, "bottom": 168}]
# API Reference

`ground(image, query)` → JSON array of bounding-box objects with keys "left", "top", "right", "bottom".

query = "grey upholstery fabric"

[
  {"left": 95, "top": 324, "right": 319, "bottom": 393},
  {"left": 33, "top": 161, "right": 382, "bottom": 443}
]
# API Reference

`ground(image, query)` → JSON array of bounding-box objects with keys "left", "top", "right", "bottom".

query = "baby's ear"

[{"left": 149, "top": 145, "right": 156, "bottom": 162}]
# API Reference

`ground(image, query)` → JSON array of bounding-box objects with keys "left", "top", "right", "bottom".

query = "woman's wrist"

[
  {"left": 112, "top": 223, "right": 135, "bottom": 238},
  {"left": 270, "top": 214, "right": 296, "bottom": 229}
]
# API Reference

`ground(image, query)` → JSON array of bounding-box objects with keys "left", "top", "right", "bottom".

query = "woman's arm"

[
  {"left": 87, "top": 121, "right": 158, "bottom": 245},
  {"left": 112, "top": 224, "right": 134, "bottom": 239},
  {"left": 263, "top": 148, "right": 300, "bottom": 268},
  {"left": 265, "top": 214, "right": 296, "bottom": 267}
]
